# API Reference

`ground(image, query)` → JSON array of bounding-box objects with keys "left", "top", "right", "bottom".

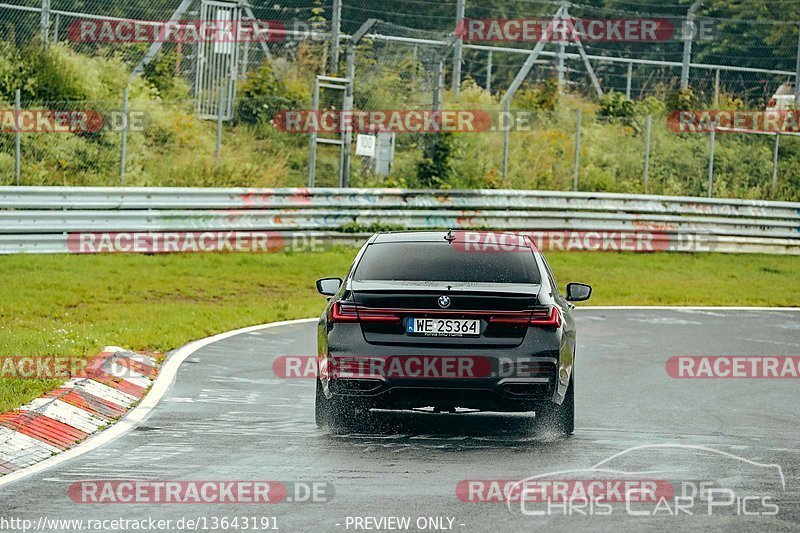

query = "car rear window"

[{"left": 353, "top": 242, "right": 542, "bottom": 284}]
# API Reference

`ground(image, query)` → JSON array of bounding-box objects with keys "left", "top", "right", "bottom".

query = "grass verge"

[{"left": 0, "top": 250, "right": 798, "bottom": 412}]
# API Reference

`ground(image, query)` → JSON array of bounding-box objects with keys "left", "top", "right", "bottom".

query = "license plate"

[{"left": 407, "top": 318, "right": 480, "bottom": 337}]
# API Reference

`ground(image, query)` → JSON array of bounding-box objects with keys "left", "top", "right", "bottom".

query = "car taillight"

[
  {"left": 330, "top": 302, "right": 359, "bottom": 322},
  {"left": 487, "top": 307, "right": 562, "bottom": 327},
  {"left": 529, "top": 306, "right": 563, "bottom": 328},
  {"left": 330, "top": 303, "right": 401, "bottom": 323},
  {"left": 357, "top": 308, "right": 402, "bottom": 323},
  {"left": 488, "top": 312, "right": 531, "bottom": 325}
]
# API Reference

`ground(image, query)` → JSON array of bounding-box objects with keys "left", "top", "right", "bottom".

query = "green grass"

[{"left": 0, "top": 250, "right": 798, "bottom": 412}]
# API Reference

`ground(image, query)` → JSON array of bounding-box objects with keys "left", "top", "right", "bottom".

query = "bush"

[
  {"left": 237, "top": 63, "right": 308, "bottom": 125},
  {"left": 515, "top": 78, "right": 559, "bottom": 112},
  {"left": 417, "top": 133, "right": 454, "bottom": 188},
  {"left": 598, "top": 91, "right": 636, "bottom": 120},
  {"left": 338, "top": 221, "right": 406, "bottom": 233},
  {"left": 666, "top": 88, "right": 702, "bottom": 111},
  {"left": 142, "top": 51, "right": 179, "bottom": 97}
]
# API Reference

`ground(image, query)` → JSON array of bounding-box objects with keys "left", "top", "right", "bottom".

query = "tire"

[
  {"left": 537, "top": 374, "right": 574, "bottom": 436},
  {"left": 315, "top": 378, "right": 331, "bottom": 428},
  {"left": 316, "top": 379, "right": 371, "bottom": 432}
]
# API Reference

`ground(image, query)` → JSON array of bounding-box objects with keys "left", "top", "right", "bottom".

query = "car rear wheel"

[
  {"left": 536, "top": 374, "right": 574, "bottom": 435},
  {"left": 316, "top": 379, "right": 371, "bottom": 432},
  {"left": 315, "top": 378, "right": 331, "bottom": 428}
]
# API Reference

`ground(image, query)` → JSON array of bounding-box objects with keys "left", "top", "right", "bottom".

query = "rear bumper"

[
  {"left": 319, "top": 322, "right": 569, "bottom": 411},
  {"left": 329, "top": 375, "right": 556, "bottom": 411}
]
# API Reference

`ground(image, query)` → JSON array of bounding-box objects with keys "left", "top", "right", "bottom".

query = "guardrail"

[{"left": 0, "top": 187, "right": 798, "bottom": 255}]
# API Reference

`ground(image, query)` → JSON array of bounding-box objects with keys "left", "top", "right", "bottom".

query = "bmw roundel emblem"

[{"left": 438, "top": 295, "right": 451, "bottom": 309}]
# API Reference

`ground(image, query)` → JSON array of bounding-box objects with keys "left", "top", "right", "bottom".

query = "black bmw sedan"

[{"left": 314, "top": 231, "right": 592, "bottom": 434}]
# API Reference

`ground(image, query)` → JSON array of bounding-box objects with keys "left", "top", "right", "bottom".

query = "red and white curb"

[{"left": 0, "top": 347, "right": 158, "bottom": 475}]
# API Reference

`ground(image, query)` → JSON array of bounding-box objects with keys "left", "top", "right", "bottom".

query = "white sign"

[{"left": 356, "top": 134, "right": 377, "bottom": 157}]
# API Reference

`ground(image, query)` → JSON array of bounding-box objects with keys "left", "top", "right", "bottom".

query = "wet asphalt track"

[{"left": 1, "top": 309, "right": 800, "bottom": 532}]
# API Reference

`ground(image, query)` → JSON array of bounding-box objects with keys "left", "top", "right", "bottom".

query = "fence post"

[
  {"left": 14, "top": 89, "right": 21, "bottom": 186},
  {"left": 556, "top": 2, "right": 568, "bottom": 94},
  {"left": 53, "top": 13, "right": 59, "bottom": 43},
  {"left": 39, "top": 0, "right": 50, "bottom": 47},
  {"left": 707, "top": 124, "right": 716, "bottom": 198},
  {"left": 772, "top": 133, "right": 780, "bottom": 196},
  {"left": 643, "top": 114, "right": 652, "bottom": 194},
  {"left": 573, "top": 108, "right": 582, "bottom": 191},
  {"left": 713, "top": 69, "right": 720, "bottom": 107},
  {"left": 795, "top": 25, "right": 800, "bottom": 106},
  {"left": 215, "top": 83, "right": 226, "bottom": 174},
  {"left": 681, "top": 1, "right": 703, "bottom": 90},
  {"left": 486, "top": 50, "right": 493, "bottom": 93},
  {"left": 119, "top": 86, "right": 129, "bottom": 185},
  {"left": 502, "top": 99, "right": 510, "bottom": 181},
  {"left": 626, "top": 62, "right": 633, "bottom": 99},
  {"left": 434, "top": 60, "right": 444, "bottom": 112},
  {"left": 453, "top": 0, "right": 465, "bottom": 94},
  {"left": 329, "top": 0, "right": 342, "bottom": 74}
]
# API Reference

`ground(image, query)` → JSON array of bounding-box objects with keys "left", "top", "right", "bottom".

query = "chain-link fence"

[{"left": 1, "top": 1, "right": 799, "bottom": 200}]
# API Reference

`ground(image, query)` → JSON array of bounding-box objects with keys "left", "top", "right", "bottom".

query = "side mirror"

[
  {"left": 316, "top": 278, "right": 343, "bottom": 296},
  {"left": 566, "top": 283, "right": 592, "bottom": 302}
]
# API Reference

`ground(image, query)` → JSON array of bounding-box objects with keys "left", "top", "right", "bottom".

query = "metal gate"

[{"left": 195, "top": 0, "right": 241, "bottom": 120}]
